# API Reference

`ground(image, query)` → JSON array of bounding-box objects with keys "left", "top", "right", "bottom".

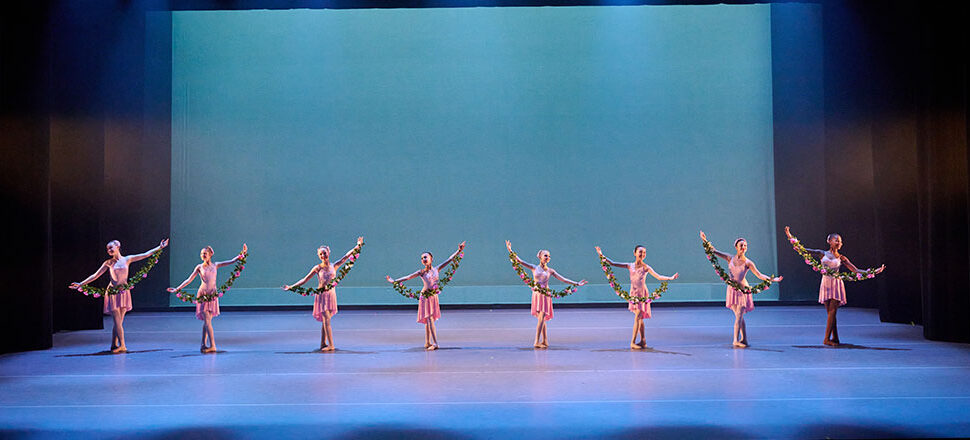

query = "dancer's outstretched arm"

[
  {"left": 506, "top": 241, "right": 536, "bottom": 271},
  {"left": 436, "top": 241, "right": 466, "bottom": 272},
  {"left": 550, "top": 270, "right": 586, "bottom": 286},
  {"left": 699, "top": 231, "right": 732, "bottom": 262},
  {"left": 386, "top": 270, "right": 423, "bottom": 284},
  {"left": 215, "top": 244, "right": 247, "bottom": 268},
  {"left": 69, "top": 263, "right": 109, "bottom": 289},
  {"left": 595, "top": 246, "right": 629, "bottom": 268},
  {"left": 784, "top": 226, "right": 825, "bottom": 258},
  {"left": 168, "top": 265, "right": 202, "bottom": 292},
  {"left": 839, "top": 255, "right": 886, "bottom": 274},
  {"left": 334, "top": 236, "right": 364, "bottom": 268},
  {"left": 284, "top": 266, "right": 320, "bottom": 290},
  {"left": 745, "top": 260, "right": 783, "bottom": 282},
  {"left": 128, "top": 238, "right": 169, "bottom": 263},
  {"left": 645, "top": 265, "right": 679, "bottom": 281}
]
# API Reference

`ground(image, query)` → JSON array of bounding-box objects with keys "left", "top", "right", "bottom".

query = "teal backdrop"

[{"left": 168, "top": 5, "right": 780, "bottom": 307}]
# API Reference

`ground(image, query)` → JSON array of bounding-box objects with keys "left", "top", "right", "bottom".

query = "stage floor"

[{"left": 2, "top": 306, "right": 969, "bottom": 439}]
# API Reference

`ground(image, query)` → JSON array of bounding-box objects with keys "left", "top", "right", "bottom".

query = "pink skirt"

[
  {"left": 196, "top": 298, "right": 220, "bottom": 320},
  {"left": 726, "top": 287, "right": 754, "bottom": 313},
  {"left": 417, "top": 294, "right": 441, "bottom": 324},
  {"left": 819, "top": 276, "right": 847, "bottom": 305},
  {"left": 103, "top": 289, "right": 132, "bottom": 315},
  {"left": 627, "top": 288, "right": 652, "bottom": 318},
  {"left": 531, "top": 291, "right": 554, "bottom": 320},
  {"left": 313, "top": 290, "right": 338, "bottom": 321}
]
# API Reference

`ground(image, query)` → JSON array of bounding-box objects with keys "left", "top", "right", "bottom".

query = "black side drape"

[
  {"left": 1, "top": 5, "right": 55, "bottom": 353},
  {"left": 915, "top": 3, "right": 970, "bottom": 342}
]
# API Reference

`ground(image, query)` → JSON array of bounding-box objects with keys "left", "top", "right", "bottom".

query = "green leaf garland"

[
  {"left": 701, "top": 239, "right": 772, "bottom": 295},
  {"left": 597, "top": 254, "right": 667, "bottom": 303},
  {"left": 173, "top": 252, "right": 248, "bottom": 304},
  {"left": 787, "top": 231, "right": 880, "bottom": 281},
  {"left": 76, "top": 249, "right": 164, "bottom": 298},
  {"left": 508, "top": 251, "right": 579, "bottom": 298},
  {"left": 391, "top": 250, "right": 464, "bottom": 299},
  {"left": 284, "top": 242, "right": 365, "bottom": 296}
]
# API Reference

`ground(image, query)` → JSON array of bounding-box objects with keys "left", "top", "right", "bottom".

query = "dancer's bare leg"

[
  {"left": 111, "top": 309, "right": 126, "bottom": 353},
  {"left": 534, "top": 313, "right": 545, "bottom": 348},
  {"left": 203, "top": 312, "right": 217, "bottom": 353},
  {"left": 824, "top": 299, "right": 840, "bottom": 346},
  {"left": 322, "top": 311, "right": 335, "bottom": 351},
  {"left": 732, "top": 307, "right": 747, "bottom": 348},
  {"left": 638, "top": 317, "right": 647, "bottom": 347},
  {"left": 427, "top": 318, "right": 438, "bottom": 350},
  {"left": 631, "top": 312, "right": 643, "bottom": 349}
]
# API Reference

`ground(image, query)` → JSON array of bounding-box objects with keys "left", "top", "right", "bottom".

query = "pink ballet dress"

[
  {"left": 725, "top": 257, "right": 755, "bottom": 312},
  {"left": 417, "top": 267, "right": 441, "bottom": 324},
  {"left": 531, "top": 266, "right": 554, "bottom": 321},
  {"left": 627, "top": 263, "right": 653, "bottom": 318},
  {"left": 818, "top": 253, "right": 848, "bottom": 305},
  {"left": 313, "top": 263, "right": 338, "bottom": 321},
  {"left": 195, "top": 263, "right": 220, "bottom": 320},
  {"left": 104, "top": 257, "right": 133, "bottom": 315}
]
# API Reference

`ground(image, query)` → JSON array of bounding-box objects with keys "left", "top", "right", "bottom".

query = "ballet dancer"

[
  {"left": 70, "top": 238, "right": 169, "bottom": 353},
  {"left": 283, "top": 236, "right": 364, "bottom": 351},
  {"left": 386, "top": 242, "right": 465, "bottom": 350},
  {"left": 507, "top": 240, "right": 586, "bottom": 348},
  {"left": 596, "top": 245, "right": 678, "bottom": 349},
  {"left": 785, "top": 226, "right": 885, "bottom": 346},
  {"left": 700, "top": 231, "right": 781, "bottom": 348},
  {"left": 167, "top": 243, "right": 247, "bottom": 353}
]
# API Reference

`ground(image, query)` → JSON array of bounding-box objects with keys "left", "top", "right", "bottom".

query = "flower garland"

[
  {"left": 284, "top": 242, "right": 365, "bottom": 296},
  {"left": 391, "top": 251, "right": 464, "bottom": 299},
  {"left": 597, "top": 254, "right": 667, "bottom": 303},
  {"left": 787, "top": 233, "right": 880, "bottom": 281},
  {"left": 508, "top": 251, "right": 579, "bottom": 298},
  {"left": 76, "top": 249, "right": 164, "bottom": 298},
  {"left": 173, "top": 252, "right": 248, "bottom": 304},
  {"left": 701, "top": 239, "right": 773, "bottom": 295}
]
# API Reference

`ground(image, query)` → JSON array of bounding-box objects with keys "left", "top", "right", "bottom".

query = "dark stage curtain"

[
  {"left": 1, "top": 5, "right": 55, "bottom": 353},
  {"left": 912, "top": 4, "right": 970, "bottom": 342},
  {"left": 837, "top": 0, "right": 970, "bottom": 342}
]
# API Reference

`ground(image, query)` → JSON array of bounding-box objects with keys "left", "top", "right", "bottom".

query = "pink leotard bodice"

[
  {"left": 420, "top": 267, "right": 440, "bottom": 293},
  {"left": 107, "top": 257, "right": 130, "bottom": 287},
  {"left": 316, "top": 263, "right": 336, "bottom": 288},
  {"left": 197, "top": 263, "right": 218, "bottom": 295}
]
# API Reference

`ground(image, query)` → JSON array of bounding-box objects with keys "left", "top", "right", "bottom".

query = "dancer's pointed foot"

[
  {"left": 203, "top": 346, "right": 218, "bottom": 353},
  {"left": 630, "top": 343, "right": 643, "bottom": 350},
  {"left": 426, "top": 344, "right": 438, "bottom": 351},
  {"left": 733, "top": 341, "right": 748, "bottom": 348},
  {"left": 824, "top": 340, "right": 839, "bottom": 347},
  {"left": 540, "top": 342, "right": 549, "bottom": 349},
  {"left": 111, "top": 345, "right": 127, "bottom": 354},
  {"left": 322, "top": 346, "right": 335, "bottom": 352}
]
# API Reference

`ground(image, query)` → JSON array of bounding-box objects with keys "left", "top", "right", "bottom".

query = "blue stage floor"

[{"left": 1, "top": 306, "right": 969, "bottom": 439}]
